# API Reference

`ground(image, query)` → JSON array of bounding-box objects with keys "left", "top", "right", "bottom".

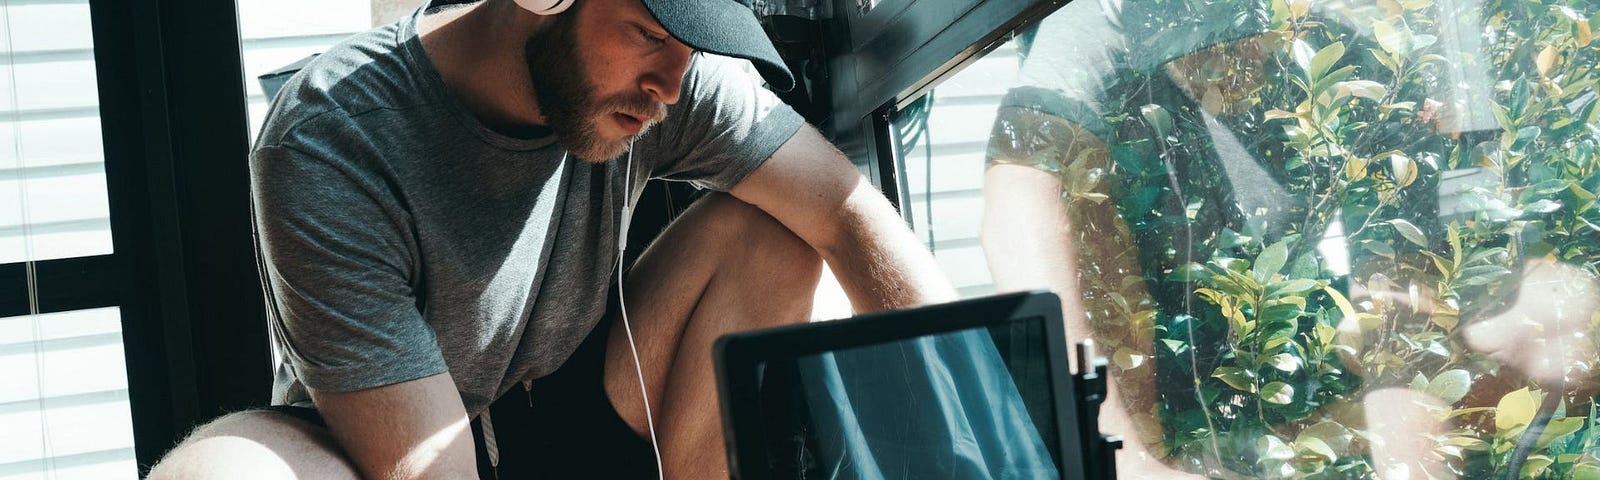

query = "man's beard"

[{"left": 524, "top": 20, "right": 667, "bottom": 163}]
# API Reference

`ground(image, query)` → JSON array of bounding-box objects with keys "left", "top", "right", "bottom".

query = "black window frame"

[
  {"left": 819, "top": 0, "right": 1065, "bottom": 223},
  {"left": 78, "top": 0, "right": 268, "bottom": 473}
]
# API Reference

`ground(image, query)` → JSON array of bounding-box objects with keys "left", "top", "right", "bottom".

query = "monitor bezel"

[{"left": 714, "top": 290, "right": 1085, "bottom": 480}]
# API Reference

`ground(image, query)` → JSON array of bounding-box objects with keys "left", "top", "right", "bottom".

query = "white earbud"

[{"left": 513, "top": 0, "right": 573, "bottom": 15}]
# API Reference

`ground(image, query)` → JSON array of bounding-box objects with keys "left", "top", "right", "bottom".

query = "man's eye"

[{"left": 637, "top": 26, "right": 667, "bottom": 46}]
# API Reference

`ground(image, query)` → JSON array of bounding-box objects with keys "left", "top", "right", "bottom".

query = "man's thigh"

[
  {"left": 146, "top": 409, "right": 359, "bottom": 480},
  {"left": 601, "top": 192, "right": 822, "bottom": 437}
]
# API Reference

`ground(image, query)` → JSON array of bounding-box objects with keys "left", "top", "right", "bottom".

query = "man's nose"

[{"left": 641, "top": 44, "right": 693, "bottom": 105}]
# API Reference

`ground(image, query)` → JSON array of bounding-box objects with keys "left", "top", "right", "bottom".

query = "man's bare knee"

[
  {"left": 695, "top": 193, "right": 823, "bottom": 285},
  {"left": 147, "top": 411, "right": 360, "bottom": 480}
]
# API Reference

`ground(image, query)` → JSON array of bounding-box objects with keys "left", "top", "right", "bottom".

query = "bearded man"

[{"left": 146, "top": 0, "right": 955, "bottom": 478}]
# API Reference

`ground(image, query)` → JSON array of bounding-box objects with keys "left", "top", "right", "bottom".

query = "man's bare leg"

[
  {"left": 604, "top": 192, "right": 824, "bottom": 479},
  {"left": 145, "top": 410, "right": 361, "bottom": 480}
]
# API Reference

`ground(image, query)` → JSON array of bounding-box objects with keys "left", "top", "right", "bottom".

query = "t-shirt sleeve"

[
  {"left": 252, "top": 144, "right": 447, "bottom": 393},
  {"left": 989, "top": 0, "right": 1127, "bottom": 172},
  {"left": 642, "top": 54, "right": 806, "bottom": 191}
]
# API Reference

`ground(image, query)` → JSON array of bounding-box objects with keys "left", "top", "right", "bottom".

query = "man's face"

[{"left": 524, "top": 0, "right": 695, "bottom": 162}]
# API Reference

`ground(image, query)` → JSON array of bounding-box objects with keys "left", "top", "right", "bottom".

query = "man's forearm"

[{"left": 817, "top": 180, "right": 958, "bottom": 313}]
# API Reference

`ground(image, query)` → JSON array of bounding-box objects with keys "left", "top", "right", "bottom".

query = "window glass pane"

[
  {"left": 1, "top": 0, "right": 110, "bottom": 264},
  {"left": 0, "top": 307, "right": 135, "bottom": 480},
  {"left": 899, "top": 1, "right": 1600, "bottom": 478},
  {"left": 236, "top": 0, "right": 388, "bottom": 141}
]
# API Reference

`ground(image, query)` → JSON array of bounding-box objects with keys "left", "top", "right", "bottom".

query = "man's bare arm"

[
  {"left": 981, "top": 162, "right": 1205, "bottom": 479},
  {"left": 729, "top": 125, "right": 957, "bottom": 312},
  {"left": 310, "top": 372, "right": 478, "bottom": 480}
]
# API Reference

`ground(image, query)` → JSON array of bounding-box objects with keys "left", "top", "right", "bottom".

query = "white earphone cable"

[{"left": 614, "top": 143, "right": 666, "bottom": 479}]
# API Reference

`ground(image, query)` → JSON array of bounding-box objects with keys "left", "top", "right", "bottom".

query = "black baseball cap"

[{"left": 638, "top": 0, "right": 796, "bottom": 91}]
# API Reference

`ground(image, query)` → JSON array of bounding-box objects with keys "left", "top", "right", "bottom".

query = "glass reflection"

[
  {"left": 923, "top": 0, "right": 1600, "bottom": 478},
  {"left": 756, "top": 320, "right": 1062, "bottom": 479}
]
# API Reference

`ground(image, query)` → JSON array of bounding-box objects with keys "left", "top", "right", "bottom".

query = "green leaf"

[
  {"left": 1266, "top": 279, "right": 1319, "bottom": 298},
  {"left": 1259, "top": 303, "right": 1303, "bottom": 323},
  {"left": 1292, "top": 39, "right": 1316, "bottom": 75},
  {"left": 1161, "top": 338, "right": 1189, "bottom": 354},
  {"left": 1323, "top": 286, "right": 1358, "bottom": 326},
  {"left": 1459, "top": 265, "right": 1513, "bottom": 287},
  {"left": 1268, "top": 353, "right": 1302, "bottom": 373},
  {"left": 1410, "top": 372, "right": 1429, "bottom": 390},
  {"left": 1260, "top": 381, "right": 1295, "bottom": 404},
  {"left": 1374, "top": 18, "right": 1412, "bottom": 54},
  {"left": 1309, "top": 41, "right": 1346, "bottom": 80},
  {"left": 1257, "top": 435, "right": 1295, "bottom": 463},
  {"left": 1213, "top": 367, "right": 1258, "bottom": 392},
  {"left": 1298, "top": 421, "right": 1354, "bottom": 453},
  {"left": 1521, "top": 455, "right": 1553, "bottom": 478},
  {"left": 1295, "top": 437, "right": 1337, "bottom": 462},
  {"left": 1388, "top": 219, "right": 1428, "bottom": 247},
  {"left": 1255, "top": 240, "right": 1290, "bottom": 284},
  {"left": 1335, "top": 80, "right": 1388, "bottom": 100},
  {"left": 1536, "top": 417, "right": 1587, "bottom": 448},
  {"left": 1426, "top": 369, "right": 1472, "bottom": 404},
  {"left": 1140, "top": 104, "right": 1174, "bottom": 140},
  {"left": 1571, "top": 464, "right": 1600, "bottom": 480}
]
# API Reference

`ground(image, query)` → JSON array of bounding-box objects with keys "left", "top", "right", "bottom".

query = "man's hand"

[
  {"left": 310, "top": 372, "right": 478, "bottom": 480},
  {"left": 730, "top": 125, "right": 957, "bottom": 312}
]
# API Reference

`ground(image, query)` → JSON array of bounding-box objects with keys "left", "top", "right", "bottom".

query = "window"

[
  {"left": 896, "top": 0, "right": 1600, "bottom": 478},
  {"left": 3, "top": 0, "right": 131, "bottom": 477},
  {"left": 236, "top": 0, "right": 380, "bottom": 139}
]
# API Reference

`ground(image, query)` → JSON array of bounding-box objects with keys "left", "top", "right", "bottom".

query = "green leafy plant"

[{"left": 1089, "top": 0, "right": 1600, "bottom": 477}]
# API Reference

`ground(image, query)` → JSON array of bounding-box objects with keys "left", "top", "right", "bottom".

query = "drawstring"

[
  {"left": 480, "top": 410, "right": 499, "bottom": 472},
  {"left": 482, "top": 380, "right": 535, "bottom": 475}
]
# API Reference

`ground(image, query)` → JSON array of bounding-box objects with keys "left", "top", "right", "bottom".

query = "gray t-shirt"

[{"left": 253, "top": 7, "right": 804, "bottom": 416}]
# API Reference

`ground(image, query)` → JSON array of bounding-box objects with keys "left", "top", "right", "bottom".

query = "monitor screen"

[{"left": 750, "top": 316, "right": 1063, "bottom": 479}]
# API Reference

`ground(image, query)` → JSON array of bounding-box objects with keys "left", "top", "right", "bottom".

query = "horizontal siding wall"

[{"left": 902, "top": 43, "right": 1018, "bottom": 299}]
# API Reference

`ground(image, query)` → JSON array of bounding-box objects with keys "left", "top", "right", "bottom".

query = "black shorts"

[{"left": 261, "top": 315, "right": 658, "bottom": 479}]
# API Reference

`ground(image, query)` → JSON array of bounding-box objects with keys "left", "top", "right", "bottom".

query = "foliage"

[{"left": 1086, "top": 0, "right": 1600, "bottom": 477}]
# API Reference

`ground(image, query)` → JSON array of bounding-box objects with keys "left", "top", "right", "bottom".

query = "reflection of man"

[
  {"left": 983, "top": 0, "right": 1600, "bottom": 478},
  {"left": 983, "top": 1, "right": 1287, "bottom": 477},
  {"left": 148, "top": 0, "right": 954, "bottom": 478}
]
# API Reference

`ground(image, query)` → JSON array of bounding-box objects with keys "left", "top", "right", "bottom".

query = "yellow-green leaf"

[
  {"left": 1261, "top": 381, "right": 1295, "bottom": 404},
  {"left": 1374, "top": 19, "right": 1410, "bottom": 54},
  {"left": 1537, "top": 45, "right": 1559, "bottom": 78},
  {"left": 1522, "top": 455, "right": 1554, "bottom": 478},
  {"left": 1335, "top": 80, "right": 1388, "bottom": 100},
  {"left": 1213, "top": 367, "right": 1257, "bottom": 392},
  {"left": 1257, "top": 435, "right": 1296, "bottom": 461},
  {"left": 1323, "top": 286, "right": 1359, "bottom": 324},
  {"left": 1310, "top": 41, "right": 1346, "bottom": 79},
  {"left": 1268, "top": 353, "right": 1303, "bottom": 373},
  {"left": 1344, "top": 156, "right": 1369, "bottom": 180},
  {"left": 1113, "top": 347, "right": 1148, "bottom": 371},
  {"left": 1287, "top": 0, "right": 1310, "bottom": 18},
  {"left": 1295, "top": 437, "right": 1337, "bottom": 461},
  {"left": 1387, "top": 152, "right": 1418, "bottom": 187},
  {"left": 1265, "top": 109, "right": 1299, "bottom": 121},
  {"left": 1536, "top": 417, "right": 1587, "bottom": 448},
  {"left": 1571, "top": 464, "right": 1600, "bottom": 480},
  {"left": 1298, "top": 421, "right": 1354, "bottom": 452},
  {"left": 1495, "top": 387, "right": 1541, "bottom": 436}
]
